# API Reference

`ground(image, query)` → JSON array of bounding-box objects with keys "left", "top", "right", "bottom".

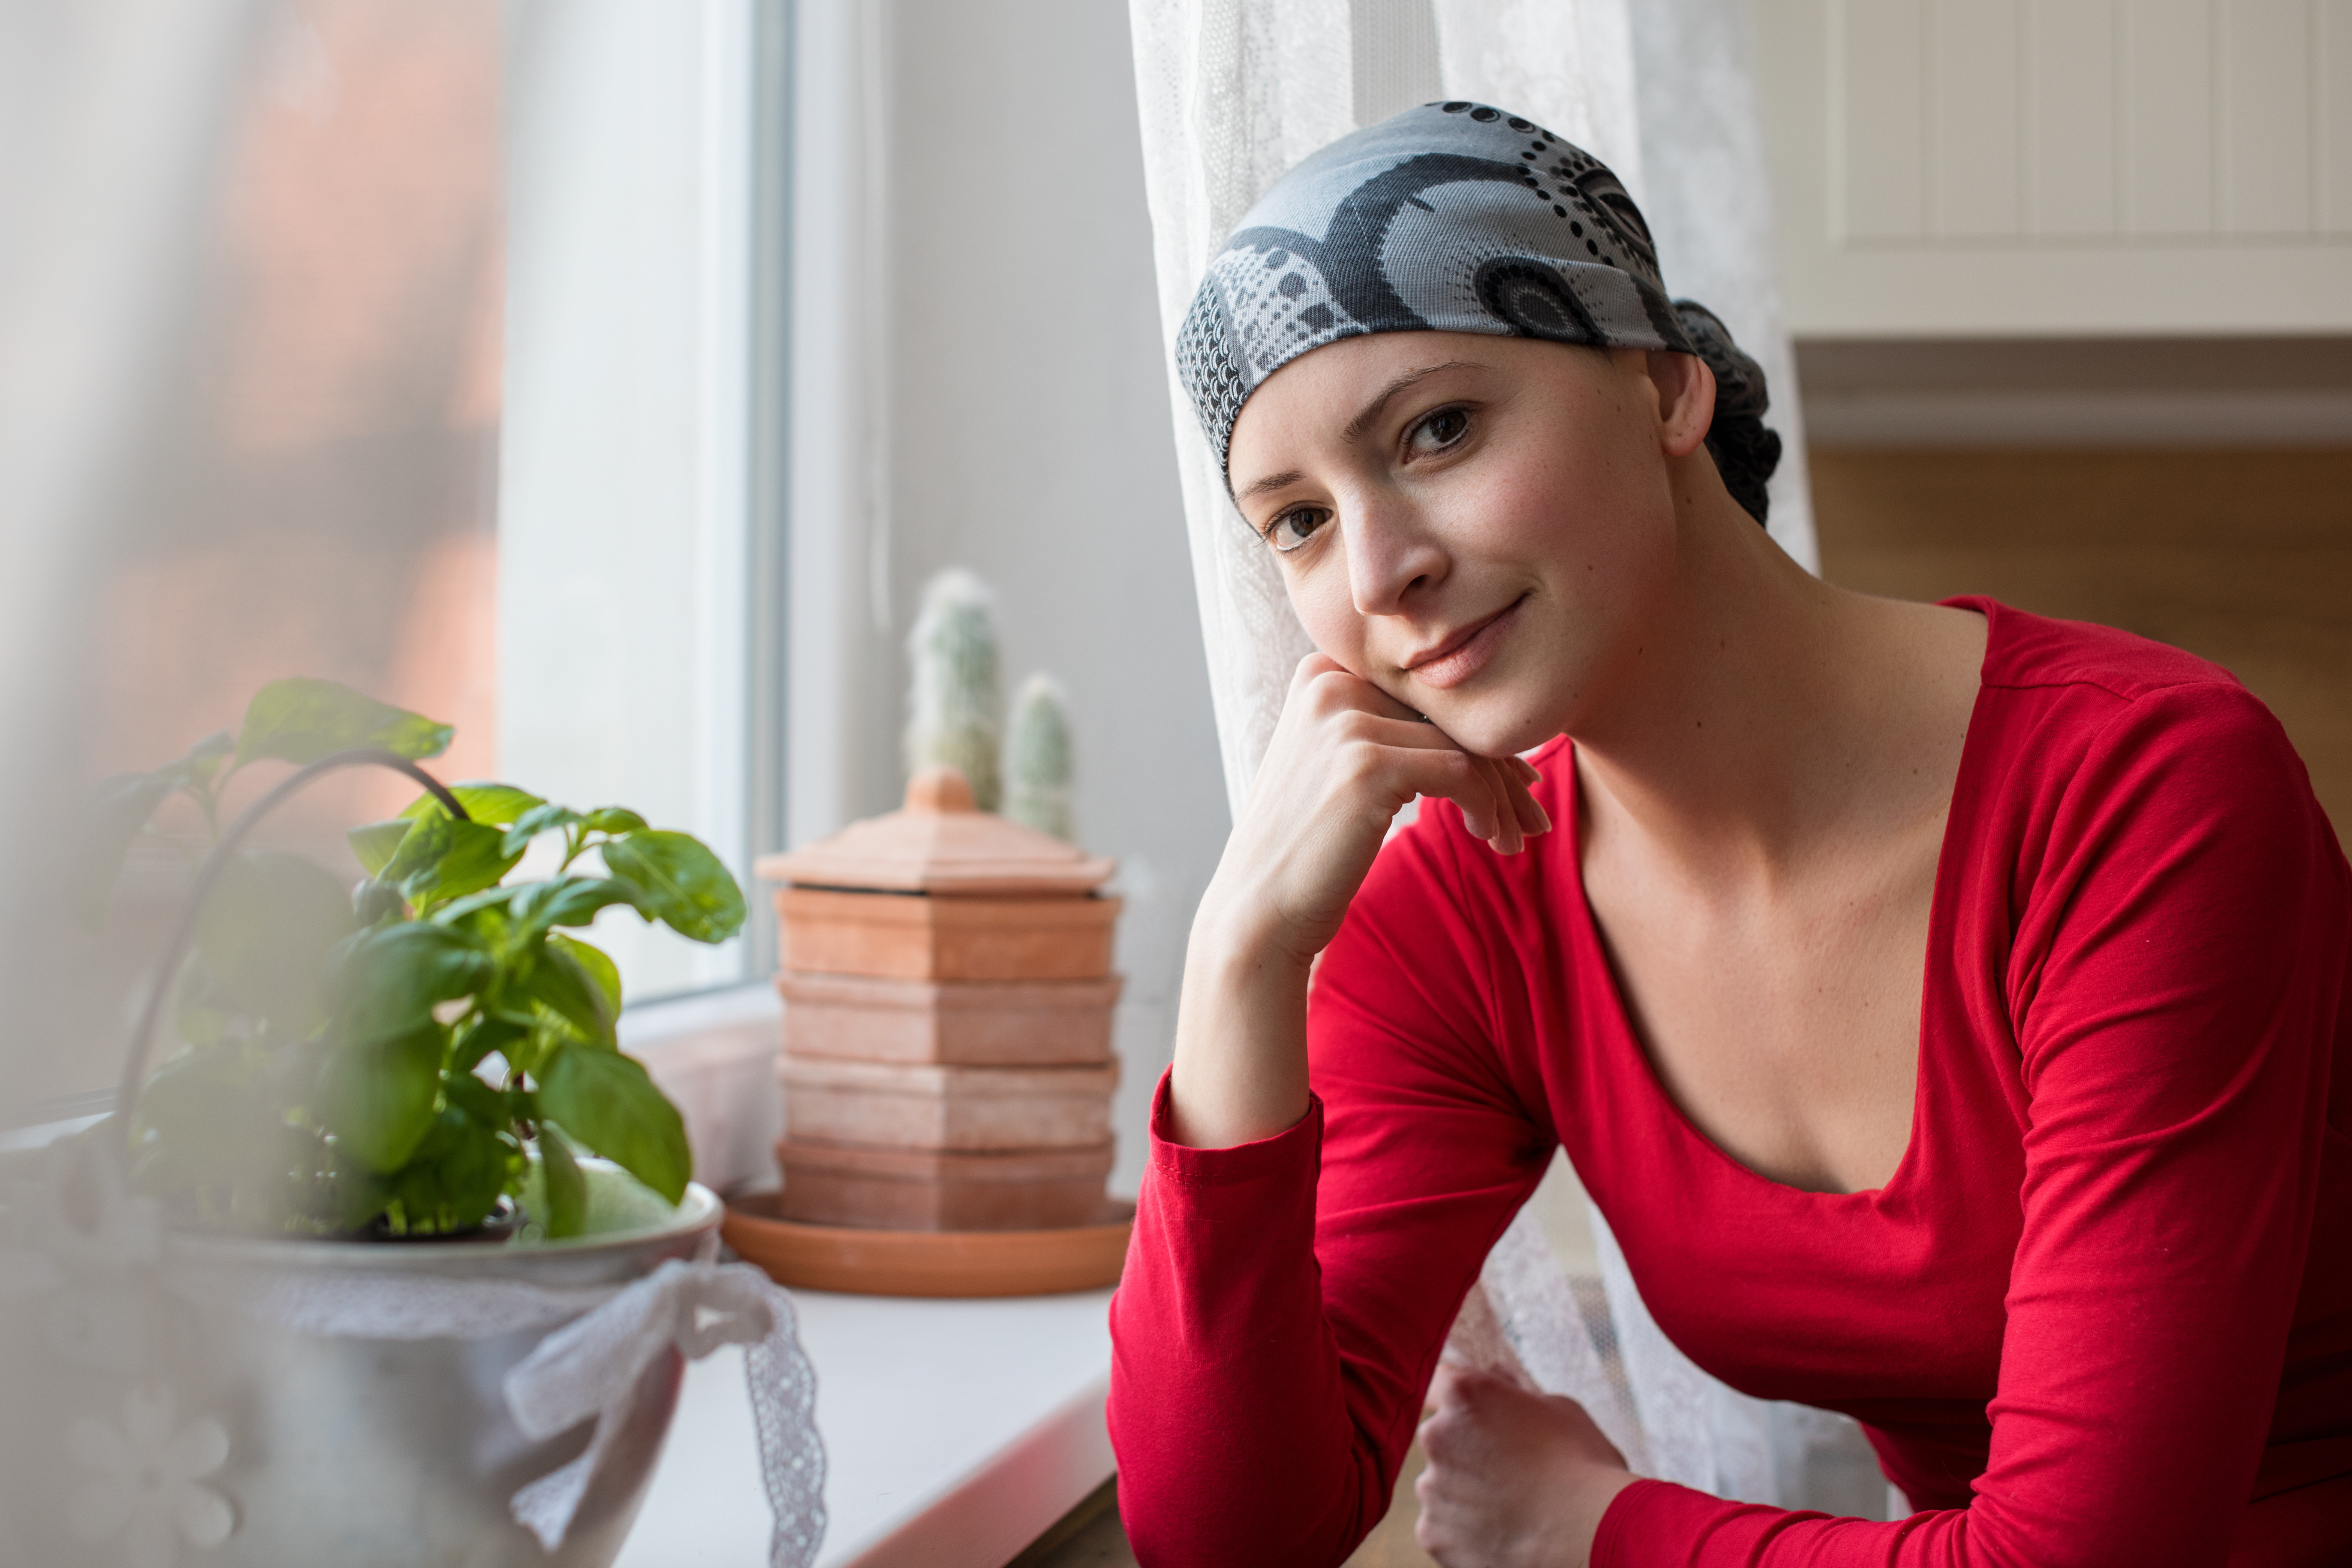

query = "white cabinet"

[{"left": 1755, "top": 0, "right": 2352, "bottom": 335}]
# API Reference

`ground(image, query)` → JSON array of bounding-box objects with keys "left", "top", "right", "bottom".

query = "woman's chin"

[{"left": 1426, "top": 698, "right": 1559, "bottom": 762}]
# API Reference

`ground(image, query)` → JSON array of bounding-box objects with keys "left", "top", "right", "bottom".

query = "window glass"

[{"left": 498, "top": 0, "right": 761, "bottom": 1003}]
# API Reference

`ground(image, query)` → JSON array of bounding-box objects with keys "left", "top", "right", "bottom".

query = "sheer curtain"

[
  {"left": 0, "top": 0, "right": 261, "bottom": 1126},
  {"left": 1125, "top": 0, "right": 1891, "bottom": 1516}
]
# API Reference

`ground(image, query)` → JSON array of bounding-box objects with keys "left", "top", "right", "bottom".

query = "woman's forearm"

[
  {"left": 1110, "top": 1082, "right": 1391, "bottom": 1568},
  {"left": 1166, "top": 894, "right": 1315, "bottom": 1147}
]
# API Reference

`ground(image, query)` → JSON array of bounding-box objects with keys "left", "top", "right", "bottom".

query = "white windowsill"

[{"left": 618, "top": 1288, "right": 1116, "bottom": 1567}]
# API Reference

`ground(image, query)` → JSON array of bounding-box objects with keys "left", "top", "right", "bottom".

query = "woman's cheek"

[{"left": 1285, "top": 554, "right": 1368, "bottom": 668}]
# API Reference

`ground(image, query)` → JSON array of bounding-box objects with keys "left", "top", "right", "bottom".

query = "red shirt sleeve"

[
  {"left": 1108, "top": 817, "right": 1553, "bottom": 1567},
  {"left": 1595, "top": 683, "right": 2348, "bottom": 1566}
]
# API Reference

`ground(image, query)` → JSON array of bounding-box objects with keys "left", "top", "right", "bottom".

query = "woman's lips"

[{"left": 1406, "top": 594, "right": 1526, "bottom": 690}]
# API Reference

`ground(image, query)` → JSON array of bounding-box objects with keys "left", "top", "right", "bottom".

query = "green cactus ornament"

[
  {"left": 1005, "top": 674, "right": 1074, "bottom": 841},
  {"left": 905, "top": 568, "right": 1003, "bottom": 811}
]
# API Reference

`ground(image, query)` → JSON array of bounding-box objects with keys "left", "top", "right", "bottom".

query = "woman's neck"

[{"left": 1566, "top": 469, "right": 1985, "bottom": 887}]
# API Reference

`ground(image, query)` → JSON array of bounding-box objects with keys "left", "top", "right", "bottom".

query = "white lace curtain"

[{"left": 1123, "top": 0, "right": 1889, "bottom": 1516}]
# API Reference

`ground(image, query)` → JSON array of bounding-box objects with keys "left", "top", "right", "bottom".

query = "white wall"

[{"left": 788, "top": 0, "right": 1228, "bottom": 1196}]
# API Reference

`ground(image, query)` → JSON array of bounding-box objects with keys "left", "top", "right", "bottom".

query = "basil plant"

[{"left": 91, "top": 678, "right": 744, "bottom": 1240}]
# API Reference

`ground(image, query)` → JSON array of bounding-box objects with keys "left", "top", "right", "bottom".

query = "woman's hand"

[
  {"left": 1215, "top": 653, "right": 1549, "bottom": 966},
  {"left": 1168, "top": 653, "right": 1550, "bottom": 1148},
  {"left": 1414, "top": 1365, "right": 1637, "bottom": 1568}
]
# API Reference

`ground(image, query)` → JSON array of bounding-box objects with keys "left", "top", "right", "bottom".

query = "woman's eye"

[
  {"left": 1408, "top": 406, "right": 1470, "bottom": 454},
  {"left": 1264, "top": 506, "right": 1329, "bottom": 553}
]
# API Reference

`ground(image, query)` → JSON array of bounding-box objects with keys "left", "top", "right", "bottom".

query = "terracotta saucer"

[{"left": 722, "top": 1192, "right": 1134, "bottom": 1298}]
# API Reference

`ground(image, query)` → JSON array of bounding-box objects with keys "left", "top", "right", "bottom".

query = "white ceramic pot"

[{"left": 1, "top": 1166, "right": 722, "bottom": 1568}]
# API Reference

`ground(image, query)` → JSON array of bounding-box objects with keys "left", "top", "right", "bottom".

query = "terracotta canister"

[
  {"left": 754, "top": 766, "right": 1124, "bottom": 1231},
  {"left": 774, "top": 973, "right": 1124, "bottom": 1065},
  {"left": 778, "top": 1057, "right": 1120, "bottom": 1150},
  {"left": 773, "top": 885, "right": 1117, "bottom": 980},
  {"left": 770, "top": 1141, "right": 1117, "bottom": 1231}
]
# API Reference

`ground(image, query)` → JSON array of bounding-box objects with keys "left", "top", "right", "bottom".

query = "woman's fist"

[{"left": 1413, "top": 1364, "right": 1634, "bottom": 1568}]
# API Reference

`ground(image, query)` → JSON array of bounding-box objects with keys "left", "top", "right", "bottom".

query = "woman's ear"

[{"left": 1643, "top": 349, "right": 1715, "bottom": 460}]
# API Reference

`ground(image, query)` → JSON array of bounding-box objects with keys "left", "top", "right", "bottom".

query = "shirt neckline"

[{"left": 1560, "top": 598, "right": 2002, "bottom": 1203}]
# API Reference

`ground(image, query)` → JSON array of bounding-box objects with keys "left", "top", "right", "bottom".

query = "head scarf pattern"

[{"left": 1176, "top": 100, "right": 1775, "bottom": 523}]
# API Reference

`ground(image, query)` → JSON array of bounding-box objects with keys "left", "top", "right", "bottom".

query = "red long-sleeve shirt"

[{"left": 1109, "top": 601, "right": 2352, "bottom": 1566}]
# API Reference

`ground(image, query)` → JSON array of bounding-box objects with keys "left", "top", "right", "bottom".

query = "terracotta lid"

[{"left": 756, "top": 767, "right": 1115, "bottom": 897}]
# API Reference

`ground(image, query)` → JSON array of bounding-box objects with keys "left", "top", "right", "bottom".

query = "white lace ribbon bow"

[{"left": 500, "top": 1258, "right": 825, "bottom": 1567}]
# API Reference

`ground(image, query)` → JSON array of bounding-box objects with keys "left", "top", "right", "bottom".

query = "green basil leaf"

[
  {"left": 512, "top": 875, "right": 644, "bottom": 936},
  {"left": 398, "top": 782, "right": 546, "bottom": 829},
  {"left": 315, "top": 1021, "right": 445, "bottom": 1173},
  {"left": 431, "top": 884, "right": 520, "bottom": 930},
  {"left": 351, "top": 878, "right": 405, "bottom": 926},
  {"left": 333, "top": 921, "right": 493, "bottom": 1047},
  {"left": 380, "top": 1104, "right": 514, "bottom": 1234},
  {"left": 502, "top": 802, "right": 585, "bottom": 857},
  {"left": 135, "top": 1041, "right": 275, "bottom": 1186},
  {"left": 409, "top": 823, "right": 523, "bottom": 905},
  {"left": 536, "top": 1045, "right": 690, "bottom": 1203},
  {"left": 451, "top": 1014, "right": 527, "bottom": 1076},
  {"left": 347, "top": 820, "right": 412, "bottom": 878},
  {"left": 384, "top": 816, "right": 522, "bottom": 908},
  {"left": 503, "top": 1020, "right": 554, "bottom": 1081},
  {"left": 601, "top": 831, "right": 745, "bottom": 944},
  {"left": 73, "top": 771, "right": 175, "bottom": 929},
  {"left": 234, "top": 678, "right": 452, "bottom": 768},
  {"left": 183, "top": 729, "right": 235, "bottom": 787},
  {"left": 536, "top": 1122, "right": 589, "bottom": 1239},
  {"left": 527, "top": 942, "right": 614, "bottom": 1047},
  {"left": 441, "top": 1069, "right": 507, "bottom": 1130},
  {"left": 195, "top": 851, "right": 358, "bottom": 1032},
  {"left": 378, "top": 815, "right": 452, "bottom": 887},
  {"left": 547, "top": 933, "right": 622, "bottom": 1017},
  {"left": 582, "top": 807, "right": 647, "bottom": 835}
]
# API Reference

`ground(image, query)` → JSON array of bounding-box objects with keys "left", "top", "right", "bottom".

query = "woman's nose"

[{"left": 1344, "top": 491, "right": 1447, "bottom": 616}]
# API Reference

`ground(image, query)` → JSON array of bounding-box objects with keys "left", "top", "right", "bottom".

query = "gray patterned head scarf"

[{"left": 1177, "top": 100, "right": 1779, "bottom": 522}]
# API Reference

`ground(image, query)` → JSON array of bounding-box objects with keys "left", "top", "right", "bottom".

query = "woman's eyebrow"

[
  {"left": 1236, "top": 469, "right": 1305, "bottom": 503},
  {"left": 1341, "top": 361, "right": 1482, "bottom": 442}
]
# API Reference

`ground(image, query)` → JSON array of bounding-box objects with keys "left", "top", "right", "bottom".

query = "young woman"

[{"left": 1107, "top": 103, "right": 2351, "bottom": 1566}]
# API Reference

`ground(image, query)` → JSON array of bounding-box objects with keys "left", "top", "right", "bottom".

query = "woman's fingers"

[
  {"left": 1286, "top": 653, "right": 1555, "bottom": 855},
  {"left": 1372, "top": 745, "right": 1510, "bottom": 845},
  {"left": 1426, "top": 751, "right": 1541, "bottom": 855},
  {"left": 1293, "top": 652, "right": 1426, "bottom": 725},
  {"left": 1480, "top": 755, "right": 1552, "bottom": 846},
  {"left": 1353, "top": 738, "right": 1552, "bottom": 854},
  {"left": 1474, "top": 756, "right": 1522, "bottom": 855},
  {"left": 1504, "top": 758, "right": 1552, "bottom": 838}
]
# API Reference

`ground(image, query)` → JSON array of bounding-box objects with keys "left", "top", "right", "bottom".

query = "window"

[{"left": 499, "top": 0, "right": 789, "bottom": 1002}]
